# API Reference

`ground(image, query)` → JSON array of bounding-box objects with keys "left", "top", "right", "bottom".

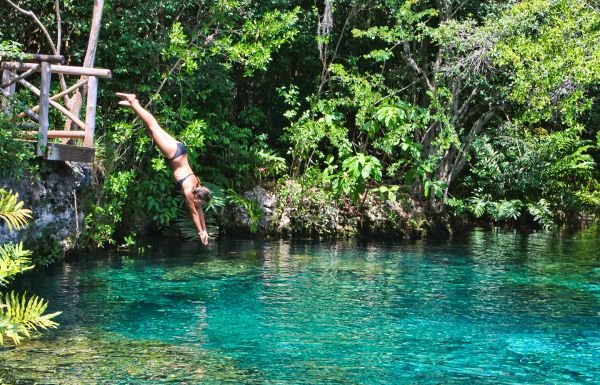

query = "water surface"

[{"left": 1, "top": 228, "right": 599, "bottom": 384}]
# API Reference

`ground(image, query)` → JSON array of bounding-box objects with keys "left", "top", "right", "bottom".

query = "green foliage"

[
  {"left": 83, "top": 170, "right": 137, "bottom": 248},
  {"left": 0, "top": 106, "right": 37, "bottom": 180},
  {"left": 0, "top": 190, "right": 60, "bottom": 346},
  {"left": 0, "top": 291, "right": 61, "bottom": 346},
  {"left": 324, "top": 153, "right": 382, "bottom": 203},
  {"left": 0, "top": 36, "right": 22, "bottom": 56},
  {"left": 0, "top": 190, "right": 32, "bottom": 233},
  {"left": 464, "top": 125, "right": 598, "bottom": 225},
  {"left": 219, "top": 8, "right": 301, "bottom": 75},
  {"left": 528, "top": 199, "right": 557, "bottom": 229},
  {"left": 371, "top": 185, "right": 401, "bottom": 202},
  {"left": 1, "top": 0, "right": 598, "bottom": 237},
  {"left": 256, "top": 149, "right": 287, "bottom": 181},
  {"left": 0, "top": 243, "right": 33, "bottom": 286},
  {"left": 493, "top": 0, "right": 600, "bottom": 125},
  {"left": 227, "top": 190, "right": 264, "bottom": 233}
]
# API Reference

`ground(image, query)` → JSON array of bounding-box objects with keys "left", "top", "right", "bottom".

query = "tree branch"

[
  {"left": 453, "top": 86, "right": 480, "bottom": 125},
  {"left": 6, "top": 0, "right": 68, "bottom": 97},
  {"left": 402, "top": 41, "right": 434, "bottom": 91},
  {"left": 448, "top": 105, "right": 503, "bottom": 183},
  {"left": 316, "top": 1, "right": 357, "bottom": 97},
  {"left": 6, "top": 0, "right": 57, "bottom": 54},
  {"left": 54, "top": 0, "right": 68, "bottom": 104},
  {"left": 55, "top": 0, "right": 62, "bottom": 54}
]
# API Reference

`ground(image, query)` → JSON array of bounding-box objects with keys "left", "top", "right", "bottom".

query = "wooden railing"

[{"left": 0, "top": 52, "right": 111, "bottom": 162}]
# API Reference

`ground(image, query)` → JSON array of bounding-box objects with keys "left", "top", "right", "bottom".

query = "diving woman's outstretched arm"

[
  {"left": 115, "top": 93, "right": 160, "bottom": 130},
  {"left": 184, "top": 194, "right": 209, "bottom": 245}
]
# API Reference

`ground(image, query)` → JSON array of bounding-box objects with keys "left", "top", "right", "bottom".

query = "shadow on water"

[{"left": 2, "top": 227, "right": 599, "bottom": 384}]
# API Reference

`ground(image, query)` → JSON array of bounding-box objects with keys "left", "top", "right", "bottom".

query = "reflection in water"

[{"left": 1, "top": 228, "right": 599, "bottom": 384}]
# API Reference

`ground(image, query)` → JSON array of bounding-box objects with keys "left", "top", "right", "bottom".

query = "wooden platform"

[
  {"left": 20, "top": 140, "right": 95, "bottom": 163},
  {"left": 45, "top": 142, "right": 95, "bottom": 162},
  {"left": 1, "top": 53, "right": 110, "bottom": 163}
]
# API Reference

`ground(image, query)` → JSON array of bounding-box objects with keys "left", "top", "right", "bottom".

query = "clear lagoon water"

[{"left": 1, "top": 228, "right": 599, "bottom": 384}]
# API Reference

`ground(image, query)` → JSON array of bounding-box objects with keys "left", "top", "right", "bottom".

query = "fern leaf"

[
  {"left": 0, "top": 291, "right": 60, "bottom": 345},
  {"left": 0, "top": 190, "right": 32, "bottom": 233},
  {"left": 0, "top": 243, "right": 33, "bottom": 286}
]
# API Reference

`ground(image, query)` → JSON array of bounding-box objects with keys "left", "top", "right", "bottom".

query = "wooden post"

[
  {"left": 37, "top": 62, "right": 51, "bottom": 156},
  {"left": 66, "top": 0, "right": 105, "bottom": 134},
  {"left": 1, "top": 70, "right": 16, "bottom": 96},
  {"left": 83, "top": 76, "right": 98, "bottom": 147},
  {"left": 1, "top": 70, "right": 16, "bottom": 113}
]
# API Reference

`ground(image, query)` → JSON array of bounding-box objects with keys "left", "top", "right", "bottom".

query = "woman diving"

[{"left": 116, "top": 92, "right": 210, "bottom": 245}]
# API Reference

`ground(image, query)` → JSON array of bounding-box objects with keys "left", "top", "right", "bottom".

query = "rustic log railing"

[{"left": 0, "top": 52, "right": 111, "bottom": 162}]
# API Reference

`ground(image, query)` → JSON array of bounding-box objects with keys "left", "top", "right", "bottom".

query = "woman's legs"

[
  {"left": 145, "top": 124, "right": 179, "bottom": 159},
  {"left": 116, "top": 93, "right": 180, "bottom": 158}
]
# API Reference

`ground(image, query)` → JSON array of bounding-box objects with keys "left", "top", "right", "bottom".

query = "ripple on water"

[{"left": 1, "top": 230, "right": 600, "bottom": 384}]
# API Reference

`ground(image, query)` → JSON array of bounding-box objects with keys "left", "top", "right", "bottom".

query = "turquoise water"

[{"left": 1, "top": 228, "right": 600, "bottom": 384}]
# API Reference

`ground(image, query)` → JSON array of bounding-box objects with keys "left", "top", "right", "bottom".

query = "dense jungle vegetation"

[{"left": 1, "top": 0, "right": 599, "bottom": 247}]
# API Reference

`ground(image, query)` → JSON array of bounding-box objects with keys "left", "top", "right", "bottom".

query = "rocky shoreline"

[
  {"left": 226, "top": 183, "right": 436, "bottom": 240},
  {"left": 0, "top": 162, "right": 91, "bottom": 257},
  {"left": 2, "top": 167, "right": 448, "bottom": 258}
]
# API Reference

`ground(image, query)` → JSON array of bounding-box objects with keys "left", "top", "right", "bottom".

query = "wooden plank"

[
  {"left": 21, "top": 130, "right": 85, "bottom": 139},
  {"left": 0, "top": 52, "right": 64, "bottom": 64},
  {"left": 1, "top": 62, "right": 111, "bottom": 78},
  {"left": 45, "top": 142, "right": 95, "bottom": 162},
  {"left": 83, "top": 76, "right": 98, "bottom": 147},
  {"left": 18, "top": 79, "right": 86, "bottom": 130},
  {"left": 18, "top": 141, "right": 96, "bottom": 163},
  {"left": 37, "top": 62, "right": 51, "bottom": 157}
]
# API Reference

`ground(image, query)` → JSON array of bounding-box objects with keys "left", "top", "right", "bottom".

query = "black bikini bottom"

[{"left": 168, "top": 142, "right": 187, "bottom": 161}]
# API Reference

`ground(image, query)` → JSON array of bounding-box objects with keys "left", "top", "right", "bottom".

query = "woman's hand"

[
  {"left": 199, "top": 230, "right": 209, "bottom": 246},
  {"left": 116, "top": 92, "right": 139, "bottom": 107}
]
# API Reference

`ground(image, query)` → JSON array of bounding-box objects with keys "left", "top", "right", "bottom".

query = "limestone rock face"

[
  {"left": 227, "top": 182, "right": 426, "bottom": 240},
  {"left": 230, "top": 186, "right": 277, "bottom": 234},
  {"left": 0, "top": 162, "right": 92, "bottom": 255}
]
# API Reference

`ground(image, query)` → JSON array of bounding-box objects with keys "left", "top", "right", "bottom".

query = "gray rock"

[
  {"left": 0, "top": 162, "right": 91, "bottom": 256},
  {"left": 231, "top": 186, "right": 277, "bottom": 233}
]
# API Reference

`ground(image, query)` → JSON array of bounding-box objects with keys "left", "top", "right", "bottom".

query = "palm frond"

[
  {"left": 0, "top": 189, "right": 32, "bottom": 233},
  {"left": 0, "top": 243, "right": 33, "bottom": 286},
  {"left": 0, "top": 315, "right": 28, "bottom": 346},
  {"left": 0, "top": 291, "right": 61, "bottom": 345}
]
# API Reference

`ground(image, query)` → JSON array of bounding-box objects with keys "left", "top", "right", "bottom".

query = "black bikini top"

[{"left": 176, "top": 173, "right": 194, "bottom": 189}]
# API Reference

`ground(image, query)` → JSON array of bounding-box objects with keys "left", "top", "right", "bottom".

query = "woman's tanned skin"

[{"left": 116, "top": 92, "right": 209, "bottom": 245}]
